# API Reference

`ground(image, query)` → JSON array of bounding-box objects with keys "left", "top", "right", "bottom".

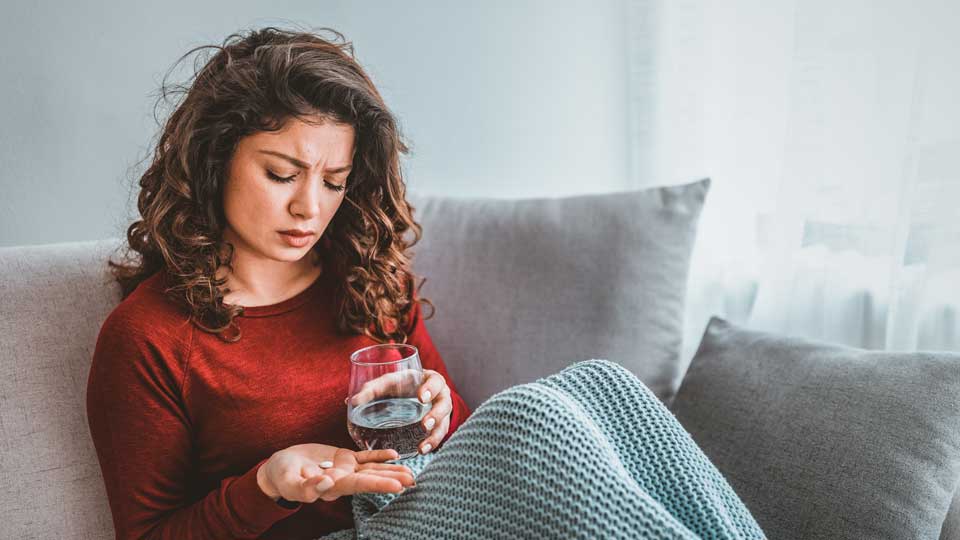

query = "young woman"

[
  {"left": 86, "top": 26, "right": 765, "bottom": 540},
  {"left": 86, "top": 25, "right": 465, "bottom": 539}
]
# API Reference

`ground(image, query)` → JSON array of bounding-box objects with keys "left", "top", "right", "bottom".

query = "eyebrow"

[{"left": 258, "top": 150, "right": 353, "bottom": 173}]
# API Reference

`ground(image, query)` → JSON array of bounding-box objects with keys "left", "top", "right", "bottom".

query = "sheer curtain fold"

[{"left": 626, "top": 0, "right": 960, "bottom": 363}]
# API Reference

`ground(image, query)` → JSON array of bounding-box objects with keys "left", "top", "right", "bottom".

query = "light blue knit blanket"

[{"left": 319, "top": 359, "right": 766, "bottom": 539}]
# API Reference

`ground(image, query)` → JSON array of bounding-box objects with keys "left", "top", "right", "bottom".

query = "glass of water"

[{"left": 346, "top": 343, "right": 432, "bottom": 460}]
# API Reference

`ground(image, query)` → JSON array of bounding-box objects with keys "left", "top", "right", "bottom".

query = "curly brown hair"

[{"left": 108, "top": 25, "right": 433, "bottom": 344}]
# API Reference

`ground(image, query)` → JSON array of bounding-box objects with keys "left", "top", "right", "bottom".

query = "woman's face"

[{"left": 221, "top": 117, "right": 355, "bottom": 266}]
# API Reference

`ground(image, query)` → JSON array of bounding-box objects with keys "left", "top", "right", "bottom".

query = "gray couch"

[{"left": 2, "top": 181, "right": 959, "bottom": 539}]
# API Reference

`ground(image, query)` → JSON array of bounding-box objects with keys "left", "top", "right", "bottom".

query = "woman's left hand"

[
  {"left": 347, "top": 368, "right": 454, "bottom": 455},
  {"left": 416, "top": 369, "right": 453, "bottom": 455}
]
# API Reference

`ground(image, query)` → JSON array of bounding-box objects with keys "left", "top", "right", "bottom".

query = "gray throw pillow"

[
  {"left": 407, "top": 178, "right": 710, "bottom": 408},
  {"left": 670, "top": 316, "right": 960, "bottom": 540}
]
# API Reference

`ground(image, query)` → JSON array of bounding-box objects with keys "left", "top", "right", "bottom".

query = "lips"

[
  {"left": 278, "top": 230, "right": 315, "bottom": 248},
  {"left": 279, "top": 229, "right": 315, "bottom": 237}
]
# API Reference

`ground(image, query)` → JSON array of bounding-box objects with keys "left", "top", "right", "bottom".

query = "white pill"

[{"left": 319, "top": 461, "right": 334, "bottom": 469}]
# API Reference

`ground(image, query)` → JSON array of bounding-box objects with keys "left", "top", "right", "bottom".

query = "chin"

[
  {"left": 260, "top": 244, "right": 308, "bottom": 262},
  {"left": 277, "top": 247, "right": 313, "bottom": 261}
]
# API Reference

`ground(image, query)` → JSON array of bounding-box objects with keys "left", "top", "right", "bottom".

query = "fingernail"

[
  {"left": 420, "top": 443, "right": 432, "bottom": 454},
  {"left": 424, "top": 417, "right": 436, "bottom": 430},
  {"left": 421, "top": 390, "right": 431, "bottom": 403}
]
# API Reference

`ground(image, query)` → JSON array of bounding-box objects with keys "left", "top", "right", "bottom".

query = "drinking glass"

[{"left": 346, "top": 343, "right": 432, "bottom": 460}]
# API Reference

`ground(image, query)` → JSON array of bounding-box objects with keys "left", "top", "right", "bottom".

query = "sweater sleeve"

[
  {"left": 404, "top": 299, "right": 472, "bottom": 448},
  {"left": 85, "top": 307, "right": 299, "bottom": 540}
]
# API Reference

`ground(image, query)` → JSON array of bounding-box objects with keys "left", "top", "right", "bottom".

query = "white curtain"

[{"left": 626, "top": 0, "right": 960, "bottom": 364}]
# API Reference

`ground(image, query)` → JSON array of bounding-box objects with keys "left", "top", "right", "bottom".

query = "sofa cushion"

[
  {"left": 0, "top": 239, "right": 124, "bottom": 540},
  {"left": 408, "top": 177, "right": 710, "bottom": 407},
  {"left": 670, "top": 316, "right": 960, "bottom": 540}
]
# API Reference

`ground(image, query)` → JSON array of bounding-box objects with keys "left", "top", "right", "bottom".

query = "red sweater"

[{"left": 86, "top": 269, "right": 471, "bottom": 540}]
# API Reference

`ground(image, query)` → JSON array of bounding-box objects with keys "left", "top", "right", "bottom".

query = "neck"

[{"left": 216, "top": 246, "right": 323, "bottom": 307}]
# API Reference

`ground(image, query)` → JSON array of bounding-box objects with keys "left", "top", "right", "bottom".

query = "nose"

[{"left": 288, "top": 174, "right": 326, "bottom": 219}]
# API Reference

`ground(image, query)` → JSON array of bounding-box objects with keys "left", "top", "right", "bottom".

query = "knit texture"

[{"left": 317, "top": 359, "right": 766, "bottom": 539}]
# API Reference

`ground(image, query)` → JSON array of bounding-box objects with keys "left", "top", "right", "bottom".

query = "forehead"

[{"left": 246, "top": 117, "right": 355, "bottom": 161}]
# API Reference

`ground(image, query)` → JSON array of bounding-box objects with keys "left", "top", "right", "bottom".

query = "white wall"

[
  {"left": 0, "top": 1, "right": 634, "bottom": 247},
  {"left": 632, "top": 0, "right": 960, "bottom": 355}
]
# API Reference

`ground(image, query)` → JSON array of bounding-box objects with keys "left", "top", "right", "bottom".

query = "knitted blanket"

[{"left": 318, "top": 359, "right": 766, "bottom": 539}]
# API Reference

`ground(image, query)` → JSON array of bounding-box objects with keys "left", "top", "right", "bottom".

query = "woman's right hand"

[{"left": 256, "top": 443, "right": 415, "bottom": 503}]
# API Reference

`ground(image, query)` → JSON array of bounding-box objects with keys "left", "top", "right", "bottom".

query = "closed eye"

[
  {"left": 324, "top": 181, "right": 346, "bottom": 193},
  {"left": 266, "top": 171, "right": 297, "bottom": 184},
  {"left": 266, "top": 171, "right": 346, "bottom": 192}
]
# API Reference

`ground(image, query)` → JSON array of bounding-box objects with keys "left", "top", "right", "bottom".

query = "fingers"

[
  {"left": 357, "top": 462, "right": 412, "bottom": 473},
  {"left": 301, "top": 462, "right": 325, "bottom": 480},
  {"left": 354, "top": 471, "right": 412, "bottom": 490},
  {"left": 296, "top": 462, "right": 335, "bottom": 500},
  {"left": 347, "top": 369, "right": 447, "bottom": 409},
  {"left": 420, "top": 386, "right": 452, "bottom": 433},
  {"left": 302, "top": 473, "right": 335, "bottom": 496},
  {"left": 416, "top": 383, "right": 452, "bottom": 456},
  {"left": 357, "top": 468, "right": 415, "bottom": 486},
  {"left": 355, "top": 448, "right": 400, "bottom": 463},
  {"left": 348, "top": 369, "right": 421, "bottom": 407},
  {"left": 417, "top": 369, "right": 446, "bottom": 404},
  {"left": 296, "top": 454, "right": 416, "bottom": 503},
  {"left": 348, "top": 374, "right": 396, "bottom": 407},
  {"left": 420, "top": 413, "right": 450, "bottom": 455},
  {"left": 319, "top": 473, "right": 405, "bottom": 502},
  {"left": 276, "top": 466, "right": 321, "bottom": 503}
]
